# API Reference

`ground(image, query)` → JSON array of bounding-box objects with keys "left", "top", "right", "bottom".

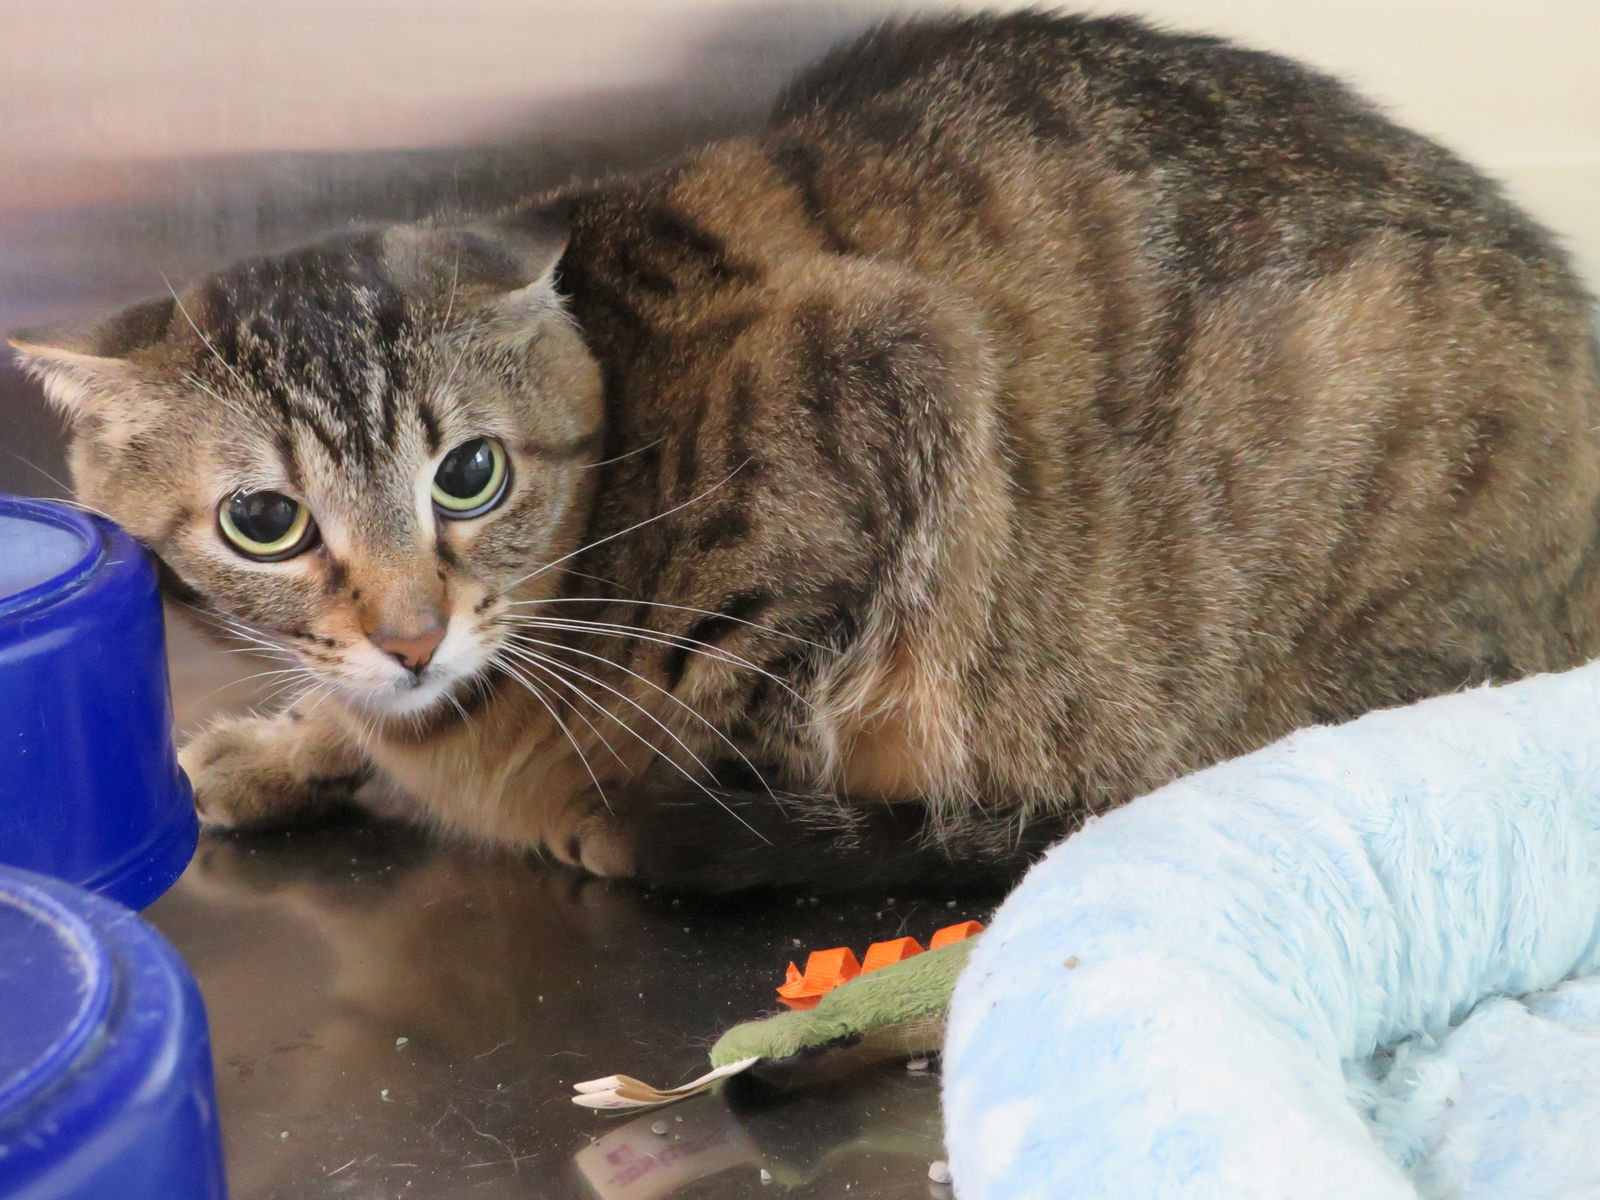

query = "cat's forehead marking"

[{"left": 192, "top": 235, "right": 422, "bottom": 473}]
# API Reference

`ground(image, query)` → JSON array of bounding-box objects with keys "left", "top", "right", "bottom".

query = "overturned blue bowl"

[
  {"left": 0, "top": 493, "right": 196, "bottom": 909},
  {"left": 0, "top": 865, "right": 227, "bottom": 1198}
]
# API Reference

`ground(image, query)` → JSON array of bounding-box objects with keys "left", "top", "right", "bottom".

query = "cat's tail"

[{"left": 625, "top": 782, "right": 1072, "bottom": 897}]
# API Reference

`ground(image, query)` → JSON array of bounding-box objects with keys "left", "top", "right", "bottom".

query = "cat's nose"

[{"left": 372, "top": 625, "right": 446, "bottom": 675}]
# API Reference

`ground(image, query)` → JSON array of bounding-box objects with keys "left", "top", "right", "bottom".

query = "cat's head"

[{"left": 10, "top": 213, "right": 603, "bottom": 719}]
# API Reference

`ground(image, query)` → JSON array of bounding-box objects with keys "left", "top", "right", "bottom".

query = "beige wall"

[
  {"left": 5, "top": 2, "right": 1595, "bottom": 283},
  {"left": 1058, "top": 0, "right": 1600, "bottom": 285}
]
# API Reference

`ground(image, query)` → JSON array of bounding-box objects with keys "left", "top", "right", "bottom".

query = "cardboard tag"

[{"left": 572, "top": 1057, "right": 760, "bottom": 1111}]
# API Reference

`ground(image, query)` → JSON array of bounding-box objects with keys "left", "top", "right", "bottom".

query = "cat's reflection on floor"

[
  {"left": 152, "top": 823, "right": 664, "bottom": 1196},
  {"left": 150, "top": 822, "right": 947, "bottom": 1198},
  {"left": 574, "top": 1084, "right": 951, "bottom": 1200}
]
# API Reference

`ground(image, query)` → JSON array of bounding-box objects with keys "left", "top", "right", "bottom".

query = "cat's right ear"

[
  {"left": 8, "top": 295, "right": 177, "bottom": 425},
  {"left": 382, "top": 206, "right": 569, "bottom": 338},
  {"left": 383, "top": 205, "right": 568, "bottom": 288}
]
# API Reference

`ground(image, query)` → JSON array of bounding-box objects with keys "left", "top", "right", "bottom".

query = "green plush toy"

[
  {"left": 712, "top": 939, "right": 977, "bottom": 1087},
  {"left": 573, "top": 937, "right": 978, "bottom": 1110}
]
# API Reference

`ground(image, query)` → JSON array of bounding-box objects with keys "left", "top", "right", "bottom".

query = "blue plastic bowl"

[
  {"left": 0, "top": 865, "right": 228, "bottom": 1198},
  {"left": 0, "top": 494, "right": 196, "bottom": 909}
]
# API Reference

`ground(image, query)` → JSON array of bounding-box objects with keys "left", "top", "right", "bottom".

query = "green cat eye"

[
  {"left": 218, "top": 490, "right": 317, "bottom": 561},
  {"left": 432, "top": 437, "right": 509, "bottom": 518}
]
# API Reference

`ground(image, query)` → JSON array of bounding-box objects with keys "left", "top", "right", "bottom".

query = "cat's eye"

[
  {"left": 432, "top": 437, "right": 509, "bottom": 519},
  {"left": 217, "top": 490, "right": 317, "bottom": 561}
]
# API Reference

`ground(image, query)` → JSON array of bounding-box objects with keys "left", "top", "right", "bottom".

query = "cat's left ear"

[
  {"left": 383, "top": 205, "right": 569, "bottom": 338},
  {"left": 8, "top": 296, "right": 177, "bottom": 424}
]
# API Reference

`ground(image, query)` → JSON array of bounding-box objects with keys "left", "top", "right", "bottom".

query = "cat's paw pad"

[
  {"left": 553, "top": 809, "right": 641, "bottom": 880},
  {"left": 180, "top": 718, "right": 294, "bottom": 830},
  {"left": 548, "top": 794, "right": 777, "bottom": 892},
  {"left": 180, "top": 717, "right": 361, "bottom": 832}
]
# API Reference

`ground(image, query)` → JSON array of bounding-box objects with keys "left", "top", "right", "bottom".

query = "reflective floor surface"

[{"left": 147, "top": 619, "right": 982, "bottom": 1200}]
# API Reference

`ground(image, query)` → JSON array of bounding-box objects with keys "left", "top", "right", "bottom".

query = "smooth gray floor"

[{"left": 147, "top": 620, "right": 972, "bottom": 1200}]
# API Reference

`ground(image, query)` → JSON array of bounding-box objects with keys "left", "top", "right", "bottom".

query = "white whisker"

[
  {"left": 490, "top": 654, "right": 612, "bottom": 813},
  {"left": 297, "top": 682, "right": 336, "bottom": 719},
  {"left": 1, "top": 453, "right": 112, "bottom": 518},
  {"left": 496, "top": 654, "right": 636, "bottom": 774},
  {"left": 530, "top": 674, "right": 630, "bottom": 772},
  {"left": 502, "top": 632, "right": 765, "bottom": 792},
  {"left": 248, "top": 674, "right": 315, "bottom": 720},
  {"left": 188, "top": 665, "right": 305, "bottom": 708},
  {"left": 158, "top": 272, "right": 256, "bottom": 420},
  {"left": 427, "top": 237, "right": 486, "bottom": 407},
  {"left": 500, "top": 643, "right": 742, "bottom": 820},
  {"left": 184, "top": 607, "right": 299, "bottom": 663},
  {"left": 443, "top": 688, "right": 474, "bottom": 728},
  {"left": 504, "top": 461, "right": 749, "bottom": 593},
  {"left": 497, "top": 614, "right": 813, "bottom": 710},
  {"left": 499, "top": 641, "right": 712, "bottom": 777},
  {"left": 178, "top": 369, "right": 252, "bottom": 423},
  {"left": 503, "top": 595, "right": 833, "bottom": 653},
  {"left": 572, "top": 436, "right": 664, "bottom": 471},
  {"left": 498, "top": 638, "right": 772, "bottom": 840}
]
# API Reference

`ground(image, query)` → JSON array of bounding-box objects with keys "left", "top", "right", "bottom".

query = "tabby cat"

[{"left": 13, "top": 12, "right": 1600, "bottom": 892}]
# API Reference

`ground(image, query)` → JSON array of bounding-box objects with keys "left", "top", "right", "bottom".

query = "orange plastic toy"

[
  {"left": 930, "top": 920, "right": 985, "bottom": 949},
  {"left": 776, "top": 922, "right": 985, "bottom": 1009},
  {"left": 775, "top": 947, "right": 860, "bottom": 1009},
  {"left": 861, "top": 936, "right": 924, "bottom": 973}
]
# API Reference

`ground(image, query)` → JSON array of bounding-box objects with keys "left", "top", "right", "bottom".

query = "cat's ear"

[
  {"left": 9, "top": 295, "right": 177, "bottom": 423},
  {"left": 383, "top": 206, "right": 569, "bottom": 336}
]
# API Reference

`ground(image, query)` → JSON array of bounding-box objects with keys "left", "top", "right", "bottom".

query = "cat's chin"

[{"left": 341, "top": 669, "right": 475, "bottom": 722}]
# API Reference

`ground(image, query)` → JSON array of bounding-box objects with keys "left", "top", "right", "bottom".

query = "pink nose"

[{"left": 373, "top": 625, "right": 446, "bottom": 673}]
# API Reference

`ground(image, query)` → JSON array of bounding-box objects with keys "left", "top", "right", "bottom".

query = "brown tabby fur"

[{"left": 13, "top": 12, "right": 1600, "bottom": 892}]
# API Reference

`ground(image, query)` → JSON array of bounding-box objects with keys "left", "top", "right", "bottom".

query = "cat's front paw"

[
  {"left": 180, "top": 713, "right": 369, "bottom": 832},
  {"left": 549, "top": 785, "right": 794, "bottom": 892},
  {"left": 552, "top": 805, "right": 643, "bottom": 880}
]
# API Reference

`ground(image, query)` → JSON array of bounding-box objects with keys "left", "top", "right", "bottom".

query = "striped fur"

[{"left": 13, "top": 12, "right": 1600, "bottom": 892}]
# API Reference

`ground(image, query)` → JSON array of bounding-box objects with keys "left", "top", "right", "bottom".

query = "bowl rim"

[
  {"left": 0, "top": 875, "right": 116, "bottom": 1117},
  {"left": 0, "top": 494, "right": 105, "bottom": 621}
]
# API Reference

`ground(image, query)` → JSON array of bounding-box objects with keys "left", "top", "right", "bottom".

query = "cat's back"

[
  {"left": 768, "top": 10, "right": 1574, "bottom": 289},
  {"left": 563, "top": 12, "right": 1589, "bottom": 366},
  {"left": 554, "top": 11, "right": 1600, "bottom": 805},
  {"left": 756, "top": 11, "right": 1600, "bottom": 777}
]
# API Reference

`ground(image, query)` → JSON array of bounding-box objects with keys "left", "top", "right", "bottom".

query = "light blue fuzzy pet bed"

[{"left": 944, "top": 661, "right": 1600, "bottom": 1198}]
